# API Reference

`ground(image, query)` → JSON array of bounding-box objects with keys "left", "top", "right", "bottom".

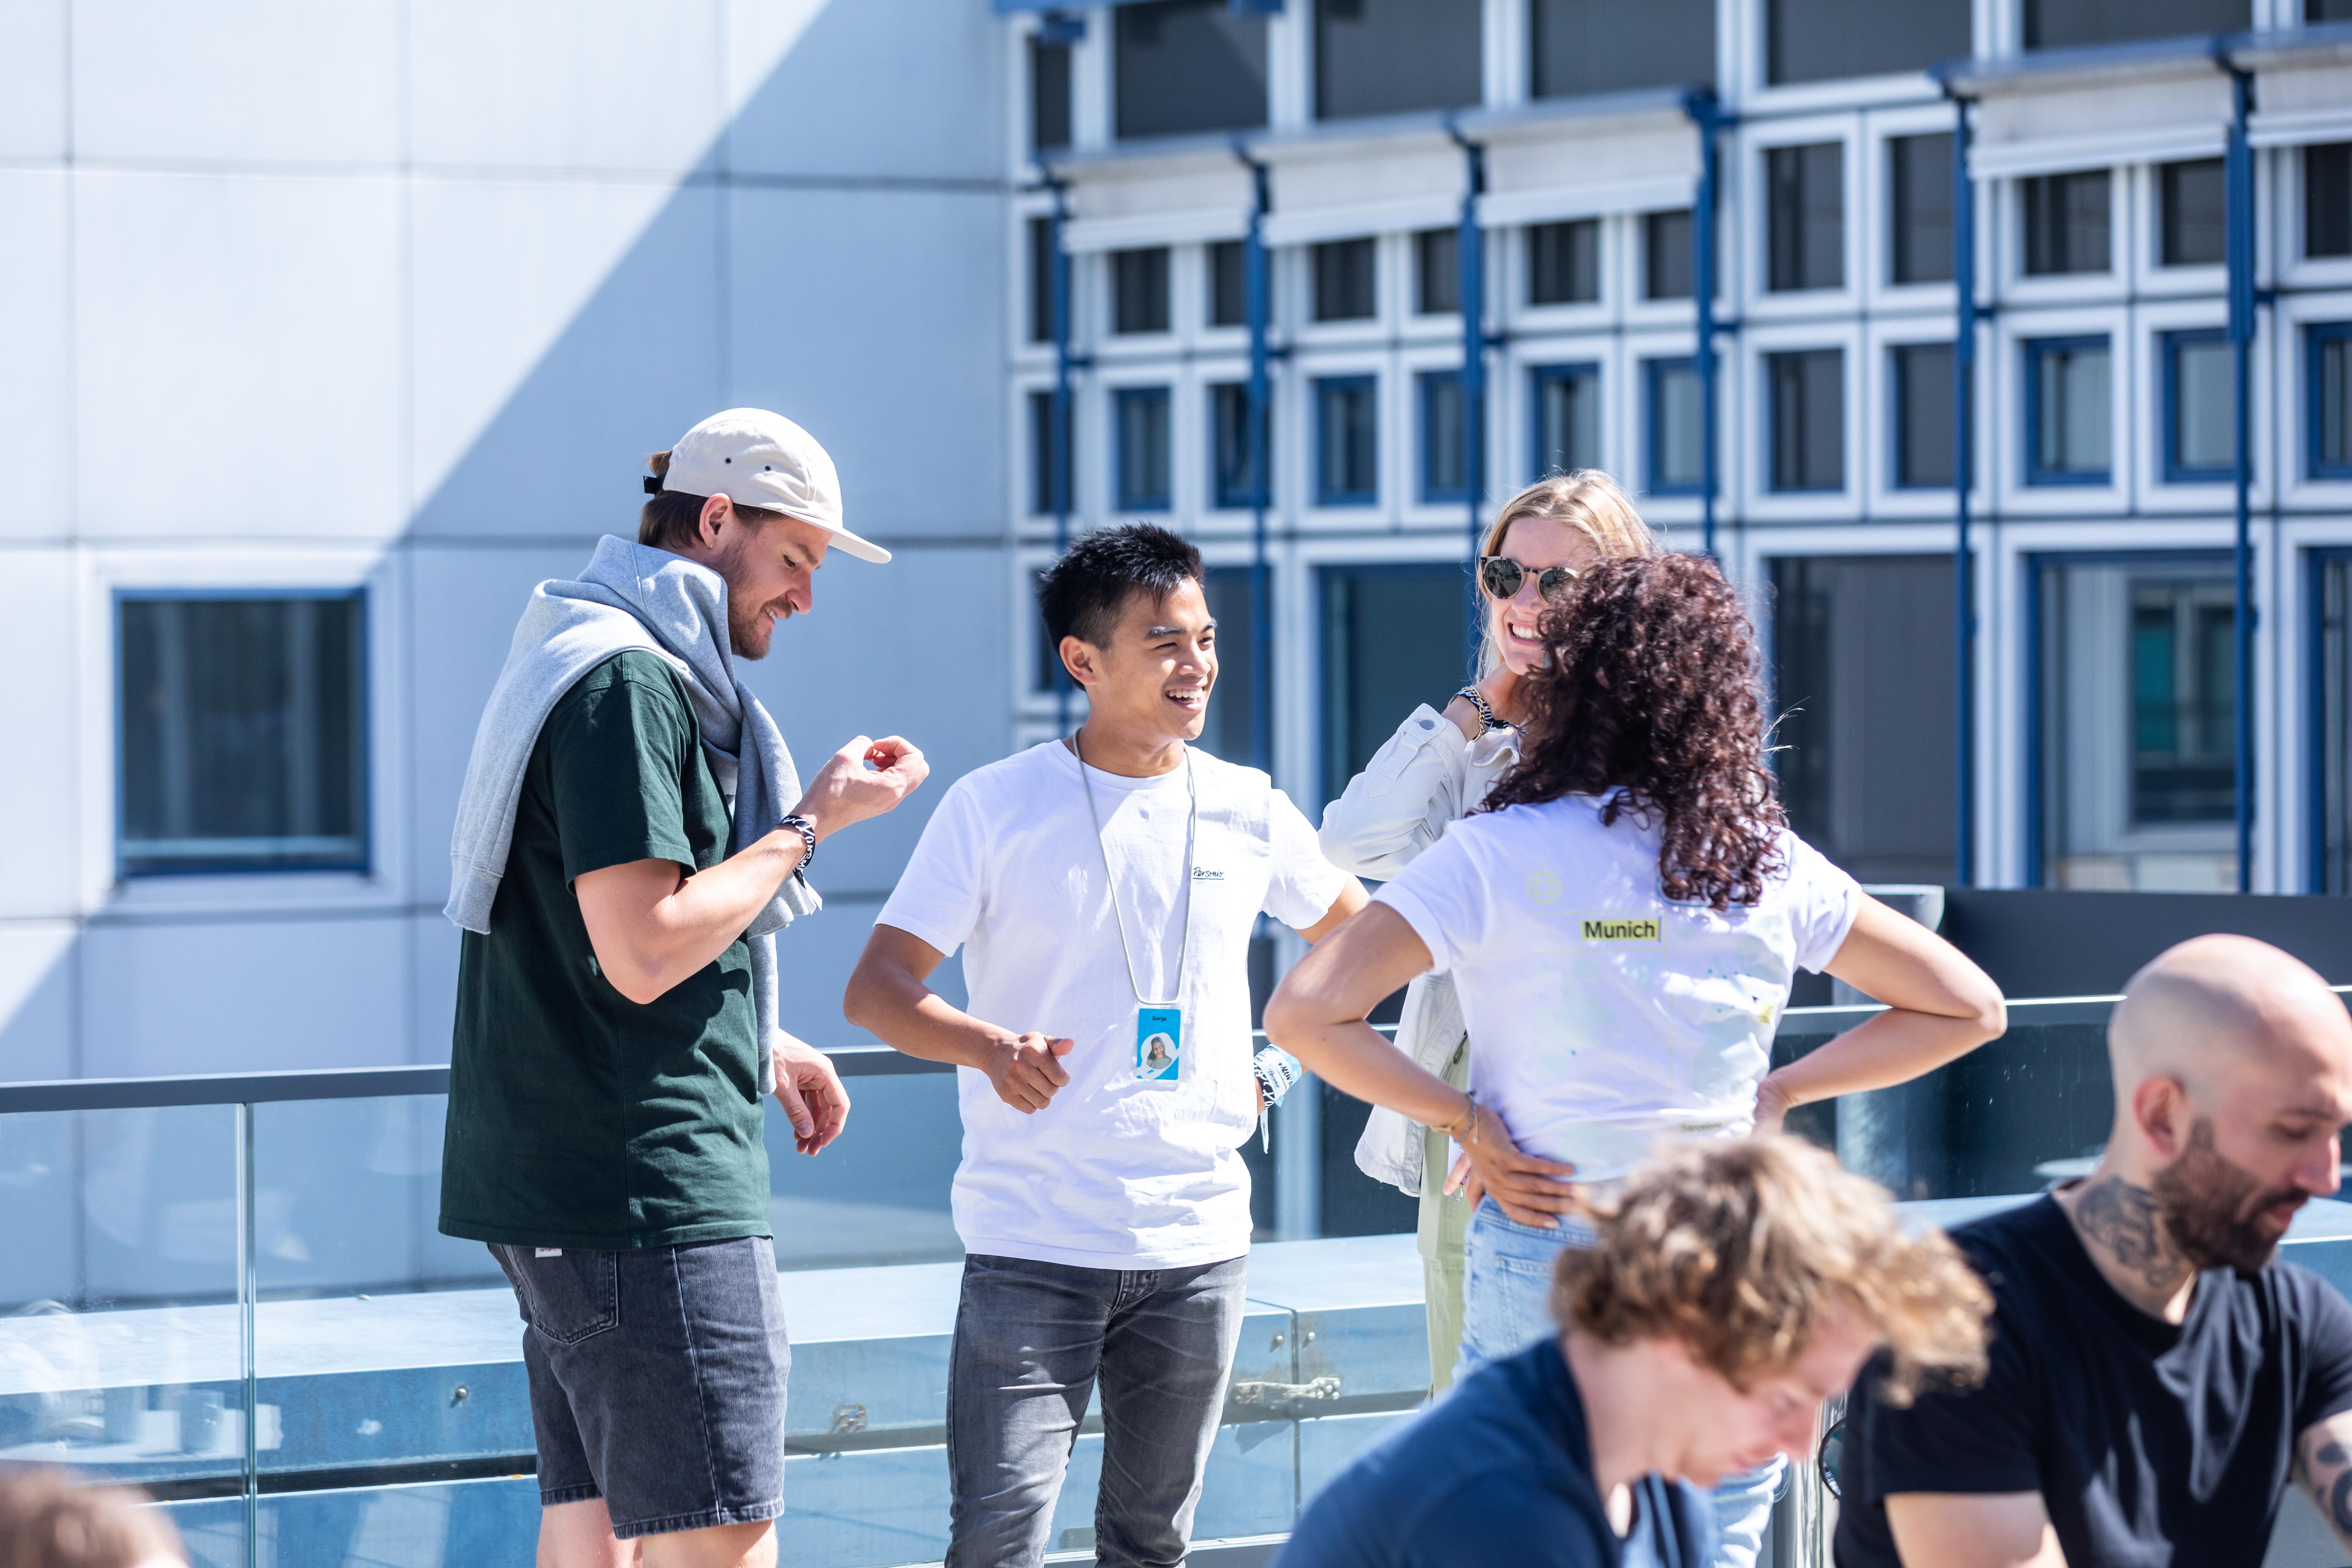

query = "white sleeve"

[
  {"left": 1367, "top": 824, "right": 1491, "bottom": 976},
  {"left": 1263, "top": 789, "right": 1353, "bottom": 929},
  {"left": 1780, "top": 831, "right": 1864, "bottom": 974},
  {"left": 1316, "top": 705, "right": 1473, "bottom": 879},
  {"left": 874, "top": 780, "right": 990, "bottom": 958}
]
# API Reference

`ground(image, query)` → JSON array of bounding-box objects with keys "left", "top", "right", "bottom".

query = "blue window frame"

[
  {"left": 1767, "top": 348, "right": 1844, "bottom": 493},
  {"left": 1418, "top": 370, "right": 1468, "bottom": 503},
  {"left": 2311, "top": 322, "right": 2352, "bottom": 481},
  {"left": 1528, "top": 362, "right": 1601, "bottom": 479},
  {"left": 2023, "top": 335, "right": 2111, "bottom": 486},
  {"left": 1315, "top": 374, "right": 1379, "bottom": 506},
  {"left": 1890, "top": 342, "right": 1956, "bottom": 490},
  {"left": 2162, "top": 328, "right": 2235, "bottom": 483},
  {"left": 1114, "top": 386, "right": 1172, "bottom": 511},
  {"left": 1644, "top": 356, "right": 1704, "bottom": 495},
  {"left": 2309, "top": 547, "right": 2352, "bottom": 891}
]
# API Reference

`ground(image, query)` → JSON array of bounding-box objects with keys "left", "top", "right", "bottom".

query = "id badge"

[{"left": 1134, "top": 1006, "right": 1183, "bottom": 1084}]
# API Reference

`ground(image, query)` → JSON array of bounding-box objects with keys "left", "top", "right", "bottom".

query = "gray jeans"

[{"left": 945, "top": 1252, "right": 1248, "bottom": 1568}]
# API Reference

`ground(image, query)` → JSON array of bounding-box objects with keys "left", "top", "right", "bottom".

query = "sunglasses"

[{"left": 1479, "top": 555, "right": 1582, "bottom": 602}]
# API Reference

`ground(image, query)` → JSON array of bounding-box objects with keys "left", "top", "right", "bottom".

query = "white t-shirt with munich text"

[
  {"left": 875, "top": 740, "right": 1349, "bottom": 1270},
  {"left": 1372, "top": 793, "right": 1862, "bottom": 1182}
]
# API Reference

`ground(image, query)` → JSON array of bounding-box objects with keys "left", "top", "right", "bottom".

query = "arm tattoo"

[
  {"left": 2304, "top": 1432, "right": 2352, "bottom": 1548},
  {"left": 2072, "top": 1176, "right": 2184, "bottom": 1291}
]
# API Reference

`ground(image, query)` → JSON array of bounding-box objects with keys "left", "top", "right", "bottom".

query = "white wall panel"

[
  {"left": 0, "top": 0, "right": 67, "bottom": 160},
  {"left": 0, "top": 548, "right": 80, "bottom": 918},
  {"left": 409, "top": 911, "right": 460, "bottom": 1065},
  {"left": 725, "top": 0, "right": 1000, "bottom": 181},
  {"left": 0, "top": 171, "right": 71, "bottom": 540},
  {"left": 0, "top": 925, "right": 77, "bottom": 1080}
]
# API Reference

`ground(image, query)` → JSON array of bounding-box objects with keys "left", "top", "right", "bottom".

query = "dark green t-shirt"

[{"left": 439, "top": 651, "right": 770, "bottom": 1250}]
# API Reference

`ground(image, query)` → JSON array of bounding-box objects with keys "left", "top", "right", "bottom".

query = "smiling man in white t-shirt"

[{"left": 844, "top": 523, "right": 1365, "bottom": 1568}]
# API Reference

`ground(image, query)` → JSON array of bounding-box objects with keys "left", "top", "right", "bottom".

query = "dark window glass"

[
  {"left": 1210, "top": 382, "right": 1269, "bottom": 508},
  {"left": 1646, "top": 356, "right": 1704, "bottom": 493},
  {"left": 1891, "top": 133, "right": 1955, "bottom": 285},
  {"left": 1200, "top": 566, "right": 1263, "bottom": 768},
  {"left": 1892, "top": 343, "right": 1956, "bottom": 489},
  {"left": 2309, "top": 324, "right": 2352, "bottom": 479},
  {"left": 1114, "top": 387, "right": 1173, "bottom": 510},
  {"left": 1531, "top": 0, "right": 1714, "bottom": 99},
  {"left": 1030, "top": 35, "right": 1071, "bottom": 153},
  {"left": 1319, "top": 564, "right": 1469, "bottom": 804},
  {"left": 2164, "top": 330, "right": 2235, "bottom": 481},
  {"left": 1766, "top": 0, "right": 1969, "bottom": 84},
  {"left": 1029, "top": 390, "right": 1070, "bottom": 516},
  {"left": 1316, "top": 376, "right": 1379, "bottom": 504},
  {"left": 2022, "top": 170, "right": 2111, "bottom": 275},
  {"left": 1314, "top": 237, "right": 1378, "bottom": 321},
  {"left": 2024, "top": 0, "right": 2247, "bottom": 49},
  {"left": 1645, "top": 209, "right": 1693, "bottom": 300},
  {"left": 1209, "top": 239, "right": 1248, "bottom": 327},
  {"left": 2321, "top": 553, "right": 2352, "bottom": 891},
  {"left": 1416, "top": 227, "right": 1460, "bottom": 315},
  {"left": 2025, "top": 336, "right": 2112, "bottom": 484},
  {"left": 1527, "top": 219, "right": 1600, "bottom": 305},
  {"left": 1768, "top": 142, "right": 1845, "bottom": 293},
  {"left": 1028, "top": 216, "right": 1055, "bottom": 344},
  {"left": 1770, "top": 349, "right": 1844, "bottom": 492},
  {"left": 1315, "top": 0, "right": 1482, "bottom": 120},
  {"left": 2307, "top": 144, "right": 2352, "bottom": 259},
  {"left": 2160, "top": 159, "right": 2226, "bottom": 267},
  {"left": 2315, "top": 0, "right": 2352, "bottom": 18},
  {"left": 1768, "top": 555, "right": 1955, "bottom": 883},
  {"left": 1115, "top": 0, "right": 1267, "bottom": 140},
  {"left": 1111, "top": 247, "right": 1171, "bottom": 335},
  {"left": 1530, "top": 363, "right": 1601, "bottom": 477},
  {"left": 119, "top": 594, "right": 367, "bottom": 875},
  {"left": 1420, "top": 371, "right": 1468, "bottom": 502}
]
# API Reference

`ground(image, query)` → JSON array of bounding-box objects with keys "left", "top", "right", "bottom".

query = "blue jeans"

[
  {"left": 1461, "top": 1198, "right": 1782, "bottom": 1568},
  {"left": 945, "top": 1252, "right": 1248, "bottom": 1568}
]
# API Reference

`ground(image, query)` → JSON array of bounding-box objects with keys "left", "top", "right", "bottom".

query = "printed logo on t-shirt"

[
  {"left": 1576, "top": 913, "right": 1663, "bottom": 945},
  {"left": 1191, "top": 866, "right": 1225, "bottom": 882},
  {"left": 1525, "top": 870, "right": 1562, "bottom": 904}
]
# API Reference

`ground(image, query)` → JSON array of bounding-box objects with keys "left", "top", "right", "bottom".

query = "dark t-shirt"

[
  {"left": 439, "top": 651, "right": 770, "bottom": 1251},
  {"left": 1276, "top": 1339, "right": 1714, "bottom": 1568},
  {"left": 1837, "top": 1194, "right": 2352, "bottom": 1568}
]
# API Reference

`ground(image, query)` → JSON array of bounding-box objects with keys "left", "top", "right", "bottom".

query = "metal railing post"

[
  {"left": 1683, "top": 89, "right": 1725, "bottom": 561},
  {"left": 1947, "top": 82, "right": 1978, "bottom": 889},
  {"left": 237, "top": 1101, "right": 258, "bottom": 1568},
  {"left": 1447, "top": 119, "right": 1489, "bottom": 677},
  {"left": 2225, "top": 57, "right": 2257, "bottom": 893}
]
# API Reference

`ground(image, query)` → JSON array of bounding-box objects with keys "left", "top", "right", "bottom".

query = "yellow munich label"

[{"left": 1576, "top": 913, "right": 1663, "bottom": 945}]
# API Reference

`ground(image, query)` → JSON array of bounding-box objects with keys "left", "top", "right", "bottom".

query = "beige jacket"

[{"left": 1316, "top": 703, "right": 1519, "bottom": 1197}]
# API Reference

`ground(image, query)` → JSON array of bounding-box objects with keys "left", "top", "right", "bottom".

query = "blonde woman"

[{"left": 1317, "top": 471, "right": 1654, "bottom": 1395}]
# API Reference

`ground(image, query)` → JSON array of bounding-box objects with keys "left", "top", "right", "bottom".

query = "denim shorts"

[{"left": 490, "top": 1236, "right": 789, "bottom": 1540}]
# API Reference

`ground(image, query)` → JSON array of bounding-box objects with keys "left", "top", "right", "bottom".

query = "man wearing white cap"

[{"left": 440, "top": 410, "right": 928, "bottom": 1568}]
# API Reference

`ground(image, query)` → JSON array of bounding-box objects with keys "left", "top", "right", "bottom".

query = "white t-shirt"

[
  {"left": 1373, "top": 793, "right": 1861, "bottom": 1182},
  {"left": 876, "top": 740, "right": 1349, "bottom": 1270}
]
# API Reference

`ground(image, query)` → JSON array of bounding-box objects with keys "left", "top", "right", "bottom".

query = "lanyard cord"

[{"left": 1072, "top": 733, "right": 1198, "bottom": 1007}]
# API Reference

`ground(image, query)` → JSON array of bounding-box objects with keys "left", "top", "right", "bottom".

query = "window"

[
  {"left": 1028, "top": 216, "right": 1055, "bottom": 345},
  {"left": 1210, "top": 382, "right": 1267, "bottom": 509},
  {"left": 1527, "top": 219, "right": 1600, "bottom": 306},
  {"left": 2023, "top": 0, "right": 2247, "bottom": 49},
  {"left": 1209, "top": 240, "right": 1248, "bottom": 327},
  {"left": 1315, "top": 0, "right": 1481, "bottom": 120},
  {"left": 1646, "top": 357, "right": 1704, "bottom": 494},
  {"left": 2316, "top": 0, "right": 2352, "bottom": 18},
  {"left": 1114, "top": 387, "right": 1172, "bottom": 510},
  {"left": 2159, "top": 159, "right": 2226, "bottom": 268},
  {"left": 1111, "top": 247, "right": 1170, "bottom": 335},
  {"left": 1892, "top": 342, "right": 1956, "bottom": 489},
  {"left": 1768, "top": 142, "right": 1845, "bottom": 293},
  {"left": 1030, "top": 34, "right": 1071, "bottom": 153},
  {"left": 1314, "top": 238, "right": 1378, "bottom": 322},
  {"left": 1029, "top": 390, "right": 1070, "bottom": 515},
  {"left": 118, "top": 593, "right": 367, "bottom": 875},
  {"left": 1769, "top": 349, "right": 1844, "bottom": 492},
  {"left": 1531, "top": 0, "right": 1714, "bottom": 99},
  {"left": 1316, "top": 377, "right": 1379, "bottom": 504},
  {"left": 1645, "top": 209, "right": 1694, "bottom": 300},
  {"left": 2163, "top": 330, "right": 2235, "bottom": 482},
  {"left": 1769, "top": 555, "right": 1955, "bottom": 881},
  {"left": 2036, "top": 558, "right": 2239, "bottom": 890},
  {"left": 2312, "top": 323, "right": 2352, "bottom": 480},
  {"left": 2308, "top": 144, "right": 2351, "bottom": 259},
  {"left": 2023, "top": 171, "right": 2111, "bottom": 275},
  {"left": 2319, "top": 553, "right": 2352, "bottom": 891},
  {"left": 1115, "top": 0, "right": 1267, "bottom": 141},
  {"left": 1530, "top": 363, "right": 1601, "bottom": 478},
  {"left": 2025, "top": 336, "right": 2112, "bottom": 485},
  {"left": 1891, "top": 133, "right": 1955, "bottom": 285},
  {"left": 1419, "top": 371, "right": 1468, "bottom": 503},
  {"left": 1320, "top": 564, "right": 1469, "bottom": 804},
  {"left": 1765, "top": 0, "right": 1969, "bottom": 85},
  {"left": 1416, "top": 227, "right": 1459, "bottom": 315}
]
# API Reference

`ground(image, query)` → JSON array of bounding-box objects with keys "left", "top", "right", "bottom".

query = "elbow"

[
  {"left": 601, "top": 957, "right": 670, "bottom": 1008},
  {"left": 841, "top": 968, "right": 876, "bottom": 1033},
  {"left": 1260, "top": 984, "right": 1319, "bottom": 1062},
  {"left": 1962, "top": 976, "right": 2007, "bottom": 1043}
]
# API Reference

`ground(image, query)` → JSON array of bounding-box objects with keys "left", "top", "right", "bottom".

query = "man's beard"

[
  {"left": 715, "top": 543, "right": 780, "bottom": 660},
  {"left": 2150, "top": 1117, "right": 2307, "bottom": 1275}
]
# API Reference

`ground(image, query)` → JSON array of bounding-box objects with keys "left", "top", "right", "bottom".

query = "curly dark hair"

[{"left": 1479, "top": 552, "right": 1785, "bottom": 910}]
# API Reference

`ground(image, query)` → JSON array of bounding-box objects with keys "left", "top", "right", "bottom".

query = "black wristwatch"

[{"left": 777, "top": 814, "right": 817, "bottom": 873}]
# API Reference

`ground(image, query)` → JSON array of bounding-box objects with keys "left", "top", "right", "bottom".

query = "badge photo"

[{"left": 1135, "top": 1006, "right": 1183, "bottom": 1083}]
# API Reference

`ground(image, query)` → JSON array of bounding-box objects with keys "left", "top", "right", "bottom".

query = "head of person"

[
  {"left": 1476, "top": 472, "right": 1656, "bottom": 681},
  {"left": 2102, "top": 934, "right": 2352, "bottom": 1273},
  {"left": 638, "top": 408, "right": 892, "bottom": 661},
  {"left": 1557, "top": 1138, "right": 1992, "bottom": 1487},
  {"left": 1481, "top": 551, "right": 1781, "bottom": 910},
  {"left": 1038, "top": 524, "right": 1212, "bottom": 747},
  {"left": 0, "top": 1468, "right": 186, "bottom": 1568}
]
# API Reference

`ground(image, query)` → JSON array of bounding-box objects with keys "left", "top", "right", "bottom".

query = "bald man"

[{"left": 1834, "top": 936, "right": 2352, "bottom": 1568}]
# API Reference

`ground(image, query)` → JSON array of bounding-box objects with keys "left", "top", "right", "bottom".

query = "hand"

[
  {"left": 1440, "top": 1105, "right": 1579, "bottom": 1227},
  {"left": 1476, "top": 667, "right": 1525, "bottom": 728},
  {"left": 771, "top": 1032, "right": 851, "bottom": 1155},
  {"left": 792, "top": 735, "right": 929, "bottom": 841},
  {"left": 987, "top": 1032, "right": 1074, "bottom": 1114},
  {"left": 1752, "top": 1074, "right": 1797, "bottom": 1138}
]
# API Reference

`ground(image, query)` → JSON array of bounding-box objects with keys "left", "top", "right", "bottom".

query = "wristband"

[
  {"left": 1254, "top": 1045, "right": 1304, "bottom": 1153},
  {"left": 777, "top": 814, "right": 817, "bottom": 874}
]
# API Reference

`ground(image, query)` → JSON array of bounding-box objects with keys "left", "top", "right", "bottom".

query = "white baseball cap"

[{"left": 653, "top": 408, "right": 890, "bottom": 564}]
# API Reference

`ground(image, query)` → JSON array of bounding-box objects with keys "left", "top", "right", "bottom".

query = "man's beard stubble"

[
  {"left": 2150, "top": 1117, "right": 2308, "bottom": 1275},
  {"left": 715, "top": 545, "right": 779, "bottom": 660}
]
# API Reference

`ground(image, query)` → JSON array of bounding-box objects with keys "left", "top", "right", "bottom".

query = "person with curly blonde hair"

[{"left": 1275, "top": 1137, "right": 1993, "bottom": 1568}]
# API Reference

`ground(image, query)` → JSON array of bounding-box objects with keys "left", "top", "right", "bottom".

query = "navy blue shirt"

[{"left": 1277, "top": 1339, "right": 1714, "bottom": 1568}]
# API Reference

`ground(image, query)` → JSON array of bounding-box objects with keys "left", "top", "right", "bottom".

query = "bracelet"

[
  {"left": 1440, "top": 1094, "right": 1479, "bottom": 1145},
  {"left": 1451, "top": 686, "right": 1511, "bottom": 735},
  {"left": 777, "top": 814, "right": 817, "bottom": 873},
  {"left": 1253, "top": 1046, "right": 1303, "bottom": 1109}
]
